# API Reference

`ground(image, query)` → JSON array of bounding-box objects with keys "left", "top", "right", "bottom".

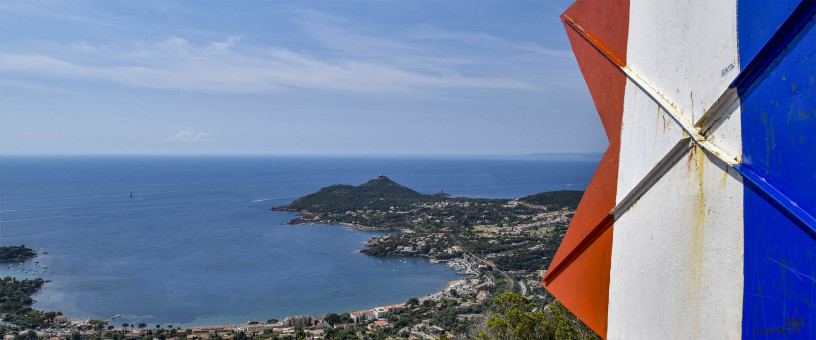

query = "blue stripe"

[
  {"left": 735, "top": 164, "right": 816, "bottom": 239},
  {"left": 736, "top": 0, "right": 804, "bottom": 73},
  {"left": 738, "top": 0, "right": 816, "bottom": 338},
  {"left": 733, "top": 0, "right": 816, "bottom": 89}
]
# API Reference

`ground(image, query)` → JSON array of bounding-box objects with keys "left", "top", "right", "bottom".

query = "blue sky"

[{"left": 0, "top": 0, "right": 606, "bottom": 155}]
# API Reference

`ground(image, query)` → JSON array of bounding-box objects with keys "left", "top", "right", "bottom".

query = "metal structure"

[{"left": 542, "top": 0, "right": 815, "bottom": 338}]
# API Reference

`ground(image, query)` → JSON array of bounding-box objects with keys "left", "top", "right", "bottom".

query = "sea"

[{"left": 0, "top": 155, "right": 598, "bottom": 327}]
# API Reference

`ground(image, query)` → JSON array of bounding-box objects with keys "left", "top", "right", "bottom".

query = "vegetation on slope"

[
  {"left": 477, "top": 292, "right": 601, "bottom": 340},
  {"left": 0, "top": 277, "right": 61, "bottom": 330},
  {"left": 516, "top": 191, "right": 583, "bottom": 211},
  {"left": 0, "top": 246, "right": 37, "bottom": 262},
  {"left": 275, "top": 176, "right": 440, "bottom": 214}
]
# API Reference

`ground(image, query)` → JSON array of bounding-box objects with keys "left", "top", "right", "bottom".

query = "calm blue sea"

[{"left": 0, "top": 156, "right": 597, "bottom": 327}]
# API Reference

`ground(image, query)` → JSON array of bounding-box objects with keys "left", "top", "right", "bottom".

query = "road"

[{"left": 448, "top": 234, "right": 514, "bottom": 293}]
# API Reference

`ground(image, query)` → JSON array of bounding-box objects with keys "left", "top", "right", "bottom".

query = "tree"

[
  {"left": 407, "top": 297, "right": 419, "bottom": 306},
  {"left": 476, "top": 292, "right": 601, "bottom": 340},
  {"left": 477, "top": 292, "right": 545, "bottom": 340},
  {"left": 294, "top": 327, "right": 306, "bottom": 339},
  {"left": 338, "top": 313, "right": 353, "bottom": 325},
  {"left": 324, "top": 313, "right": 340, "bottom": 326},
  {"left": 122, "top": 323, "right": 129, "bottom": 333},
  {"left": 138, "top": 323, "right": 147, "bottom": 333},
  {"left": 88, "top": 320, "right": 107, "bottom": 333},
  {"left": 14, "top": 331, "right": 38, "bottom": 340}
]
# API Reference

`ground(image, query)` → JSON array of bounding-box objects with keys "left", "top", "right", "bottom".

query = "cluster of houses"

[
  {"left": 348, "top": 304, "right": 404, "bottom": 324},
  {"left": 480, "top": 211, "right": 571, "bottom": 235},
  {"left": 232, "top": 303, "right": 407, "bottom": 336}
]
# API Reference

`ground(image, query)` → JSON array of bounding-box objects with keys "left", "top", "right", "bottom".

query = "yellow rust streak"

[
  {"left": 620, "top": 66, "right": 740, "bottom": 166},
  {"left": 688, "top": 146, "right": 707, "bottom": 334}
]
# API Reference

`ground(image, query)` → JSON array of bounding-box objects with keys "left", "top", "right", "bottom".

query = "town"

[{"left": 1, "top": 178, "right": 597, "bottom": 339}]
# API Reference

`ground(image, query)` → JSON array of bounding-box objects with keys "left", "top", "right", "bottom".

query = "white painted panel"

[
  {"left": 704, "top": 91, "right": 743, "bottom": 162},
  {"left": 627, "top": 0, "right": 739, "bottom": 124},
  {"left": 607, "top": 146, "right": 744, "bottom": 339},
  {"left": 617, "top": 80, "right": 689, "bottom": 203}
]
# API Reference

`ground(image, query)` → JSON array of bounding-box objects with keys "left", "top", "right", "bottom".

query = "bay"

[{"left": 0, "top": 156, "right": 597, "bottom": 327}]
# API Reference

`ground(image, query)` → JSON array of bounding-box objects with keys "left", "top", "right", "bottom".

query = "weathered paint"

[
  {"left": 615, "top": 79, "right": 688, "bottom": 204},
  {"left": 542, "top": 0, "right": 629, "bottom": 336},
  {"left": 626, "top": 0, "right": 740, "bottom": 124},
  {"left": 545, "top": 0, "right": 815, "bottom": 338},
  {"left": 608, "top": 146, "right": 744, "bottom": 339},
  {"left": 736, "top": 0, "right": 803, "bottom": 73},
  {"left": 739, "top": 1, "right": 816, "bottom": 338}
]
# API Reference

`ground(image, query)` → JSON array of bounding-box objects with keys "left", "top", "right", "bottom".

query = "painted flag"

[{"left": 543, "top": 0, "right": 815, "bottom": 338}]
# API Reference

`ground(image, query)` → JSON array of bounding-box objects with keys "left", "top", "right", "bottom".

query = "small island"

[{"left": 0, "top": 245, "right": 37, "bottom": 262}]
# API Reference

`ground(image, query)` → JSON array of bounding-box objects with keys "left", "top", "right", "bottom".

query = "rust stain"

[
  {"left": 561, "top": 14, "right": 625, "bottom": 67},
  {"left": 701, "top": 116, "right": 722, "bottom": 137},
  {"left": 719, "top": 165, "right": 730, "bottom": 190},
  {"left": 659, "top": 106, "right": 668, "bottom": 133},
  {"left": 688, "top": 145, "right": 707, "bottom": 333}
]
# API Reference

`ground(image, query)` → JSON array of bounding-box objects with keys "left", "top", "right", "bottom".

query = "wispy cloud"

[
  {"left": 0, "top": 8, "right": 564, "bottom": 95},
  {"left": 0, "top": 38, "right": 534, "bottom": 94},
  {"left": 163, "top": 130, "right": 211, "bottom": 143}
]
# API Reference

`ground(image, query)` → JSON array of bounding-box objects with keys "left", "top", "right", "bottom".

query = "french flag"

[{"left": 542, "top": 0, "right": 815, "bottom": 338}]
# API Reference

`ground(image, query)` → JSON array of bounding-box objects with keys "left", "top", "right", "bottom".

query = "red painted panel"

[
  {"left": 562, "top": 0, "right": 629, "bottom": 63},
  {"left": 545, "top": 19, "right": 625, "bottom": 274},
  {"left": 543, "top": 1, "right": 629, "bottom": 337},
  {"left": 544, "top": 225, "right": 613, "bottom": 337}
]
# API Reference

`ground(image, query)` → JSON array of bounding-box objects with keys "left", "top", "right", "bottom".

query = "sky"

[{"left": 0, "top": 0, "right": 607, "bottom": 156}]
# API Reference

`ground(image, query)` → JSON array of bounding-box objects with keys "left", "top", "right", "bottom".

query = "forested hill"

[
  {"left": 0, "top": 245, "right": 37, "bottom": 262},
  {"left": 273, "top": 175, "right": 443, "bottom": 214},
  {"left": 517, "top": 190, "right": 583, "bottom": 210}
]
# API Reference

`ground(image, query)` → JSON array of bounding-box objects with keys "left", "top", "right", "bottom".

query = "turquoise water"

[{"left": 0, "top": 156, "right": 597, "bottom": 326}]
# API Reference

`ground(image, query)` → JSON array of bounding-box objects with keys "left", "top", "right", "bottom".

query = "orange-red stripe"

[{"left": 542, "top": 0, "right": 629, "bottom": 338}]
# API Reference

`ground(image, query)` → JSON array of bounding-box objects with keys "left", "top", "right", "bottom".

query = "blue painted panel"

[
  {"left": 740, "top": 5, "right": 816, "bottom": 339},
  {"left": 739, "top": 12, "right": 816, "bottom": 216},
  {"left": 743, "top": 185, "right": 816, "bottom": 339},
  {"left": 737, "top": 0, "right": 802, "bottom": 71}
]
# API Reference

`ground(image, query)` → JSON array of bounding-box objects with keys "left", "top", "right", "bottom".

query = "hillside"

[
  {"left": 517, "top": 190, "right": 583, "bottom": 210},
  {"left": 274, "top": 175, "right": 441, "bottom": 214},
  {"left": 0, "top": 245, "right": 37, "bottom": 262}
]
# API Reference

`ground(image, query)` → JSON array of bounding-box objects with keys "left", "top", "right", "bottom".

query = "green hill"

[
  {"left": 517, "top": 190, "right": 583, "bottom": 210},
  {"left": 275, "top": 175, "right": 441, "bottom": 214},
  {"left": 0, "top": 245, "right": 37, "bottom": 262}
]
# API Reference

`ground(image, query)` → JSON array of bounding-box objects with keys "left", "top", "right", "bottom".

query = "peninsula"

[
  {"left": 0, "top": 245, "right": 37, "bottom": 262},
  {"left": 274, "top": 176, "right": 582, "bottom": 271},
  {"left": 0, "top": 178, "right": 597, "bottom": 339}
]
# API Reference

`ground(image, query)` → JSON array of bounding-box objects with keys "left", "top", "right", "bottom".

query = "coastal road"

[{"left": 448, "top": 234, "right": 514, "bottom": 293}]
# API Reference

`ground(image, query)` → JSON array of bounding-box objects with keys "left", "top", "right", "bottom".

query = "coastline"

[
  {"left": 21, "top": 226, "right": 474, "bottom": 331},
  {"left": 41, "top": 275, "right": 472, "bottom": 333}
]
